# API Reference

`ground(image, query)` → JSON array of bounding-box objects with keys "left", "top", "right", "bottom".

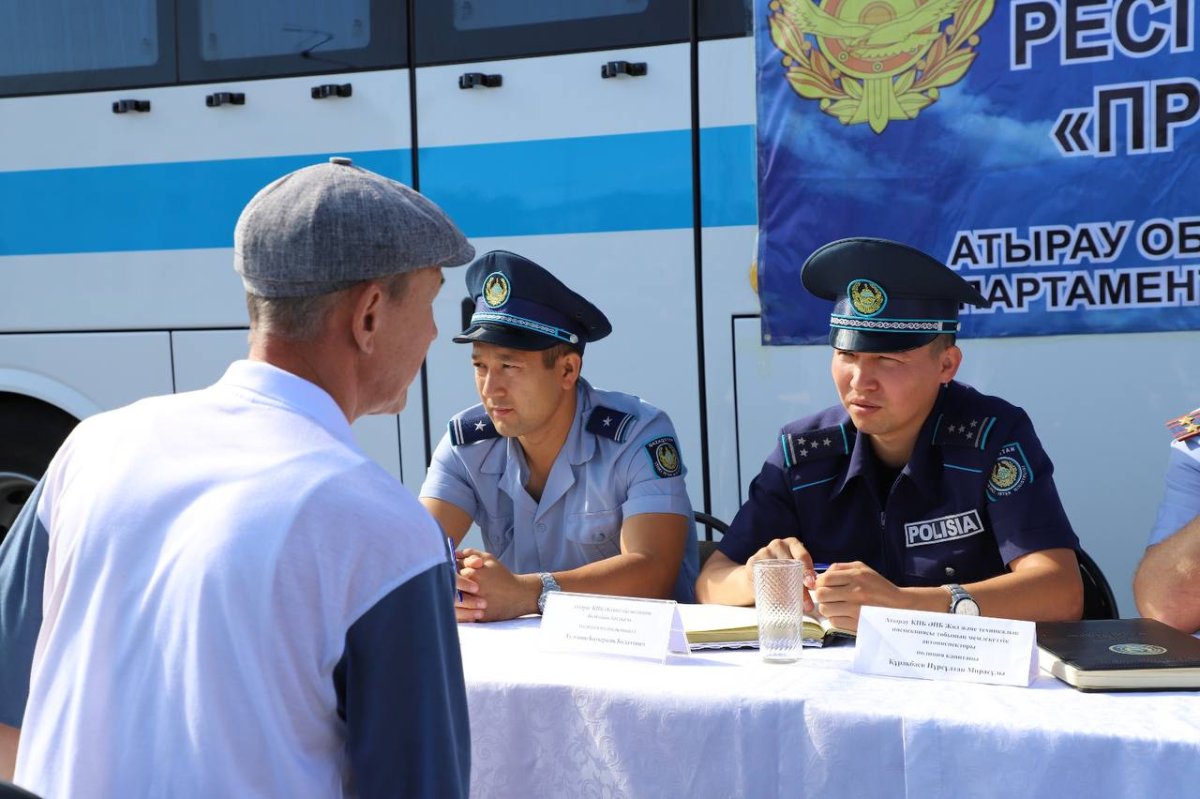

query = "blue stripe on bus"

[
  {"left": 699, "top": 124, "right": 757, "bottom": 228},
  {"left": 0, "top": 125, "right": 755, "bottom": 256},
  {"left": 0, "top": 150, "right": 412, "bottom": 256}
]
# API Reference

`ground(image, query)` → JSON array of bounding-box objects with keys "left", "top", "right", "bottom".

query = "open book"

[
  {"left": 676, "top": 603, "right": 855, "bottom": 650},
  {"left": 1037, "top": 618, "right": 1200, "bottom": 692}
]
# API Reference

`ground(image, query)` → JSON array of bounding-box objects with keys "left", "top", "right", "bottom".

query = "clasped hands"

[
  {"left": 747, "top": 537, "right": 905, "bottom": 632},
  {"left": 454, "top": 547, "right": 541, "bottom": 623}
]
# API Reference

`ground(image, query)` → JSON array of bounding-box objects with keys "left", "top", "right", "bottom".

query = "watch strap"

[{"left": 537, "top": 571, "right": 561, "bottom": 614}]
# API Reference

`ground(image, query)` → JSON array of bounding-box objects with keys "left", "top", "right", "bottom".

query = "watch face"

[{"left": 955, "top": 597, "right": 981, "bottom": 615}]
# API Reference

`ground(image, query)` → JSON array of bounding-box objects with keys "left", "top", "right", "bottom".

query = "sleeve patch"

[
  {"left": 587, "top": 406, "right": 636, "bottom": 443},
  {"left": 1166, "top": 408, "right": 1200, "bottom": 442},
  {"left": 644, "top": 436, "right": 682, "bottom": 478},
  {"left": 932, "top": 413, "right": 996, "bottom": 450},
  {"left": 986, "top": 441, "right": 1034, "bottom": 501},
  {"left": 448, "top": 411, "right": 499, "bottom": 446},
  {"left": 780, "top": 424, "right": 850, "bottom": 468}
]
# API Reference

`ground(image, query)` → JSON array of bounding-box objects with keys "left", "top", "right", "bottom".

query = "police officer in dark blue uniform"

[{"left": 696, "top": 238, "right": 1083, "bottom": 631}]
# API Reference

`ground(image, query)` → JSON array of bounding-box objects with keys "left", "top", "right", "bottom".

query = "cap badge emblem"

[
  {"left": 848, "top": 279, "right": 886, "bottom": 317},
  {"left": 483, "top": 272, "right": 511, "bottom": 309}
]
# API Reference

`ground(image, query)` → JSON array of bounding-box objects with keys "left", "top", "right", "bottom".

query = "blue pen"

[
  {"left": 812, "top": 562, "right": 832, "bottom": 574},
  {"left": 444, "top": 536, "right": 464, "bottom": 602}
]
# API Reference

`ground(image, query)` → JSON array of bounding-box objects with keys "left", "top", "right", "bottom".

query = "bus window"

[
  {"left": 698, "top": 0, "right": 753, "bottom": 40},
  {"left": 413, "top": 0, "right": 689, "bottom": 65},
  {"left": 177, "top": 0, "right": 407, "bottom": 82},
  {"left": 451, "top": 0, "right": 650, "bottom": 31},
  {"left": 0, "top": 0, "right": 174, "bottom": 97}
]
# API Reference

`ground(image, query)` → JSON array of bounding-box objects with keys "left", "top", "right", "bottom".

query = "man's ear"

[
  {"left": 939, "top": 344, "right": 963, "bottom": 384},
  {"left": 559, "top": 350, "right": 582, "bottom": 390},
  {"left": 351, "top": 282, "right": 386, "bottom": 354}
]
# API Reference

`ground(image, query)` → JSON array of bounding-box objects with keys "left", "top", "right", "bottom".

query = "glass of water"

[{"left": 753, "top": 559, "right": 805, "bottom": 663}]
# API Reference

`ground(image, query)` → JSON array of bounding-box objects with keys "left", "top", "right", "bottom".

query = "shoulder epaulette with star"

[
  {"left": 1166, "top": 407, "right": 1200, "bottom": 442},
  {"left": 449, "top": 409, "right": 499, "bottom": 446},
  {"left": 586, "top": 406, "right": 636, "bottom": 443},
  {"left": 780, "top": 423, "right": 851, "bottom": 467},
  {"left": 932, "top": 413, "right": 997, "bottom": 450}
]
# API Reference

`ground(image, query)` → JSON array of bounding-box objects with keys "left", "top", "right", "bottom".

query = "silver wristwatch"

[
  {"left": 943, "top": 583, "right": 980, "bottom": 615},
  {"left": 537, "top": 572, "right": 561, "bottom": 614}
]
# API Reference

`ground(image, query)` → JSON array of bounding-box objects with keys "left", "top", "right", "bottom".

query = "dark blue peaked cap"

[
  {"left": 453, "top": 250, "right": 612, "bottom": 352},
  {"left": 801, "top": 237, "right": 987, "bottom": 353}
]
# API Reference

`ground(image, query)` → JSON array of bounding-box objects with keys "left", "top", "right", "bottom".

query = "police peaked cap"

[
  {"left": 453, "top": 250, "right": 612, "bottom": 352},
  {"left": 801, "top": 237, "right": 987, "bottom": 353}
]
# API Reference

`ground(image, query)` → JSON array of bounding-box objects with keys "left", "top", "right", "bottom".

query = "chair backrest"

[
  {"left": 693, "top": 511, "right": 729, "bottom": 541},
  {"left": 1078, "top": 548, "right": 1119, "bottom": 620},
  {"left": 693, "top": 511, "right": 729, "bottom": 569}
]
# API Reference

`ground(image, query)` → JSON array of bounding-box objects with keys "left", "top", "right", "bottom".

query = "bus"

[
  {"left": 1, "top": 1, "right": 1191, "bottom": 617},
  {"left": 0, "top": 0, "right": 758, "bottom": 550}
]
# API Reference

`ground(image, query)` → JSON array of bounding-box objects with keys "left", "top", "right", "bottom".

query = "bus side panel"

[
  {"left": 414, "top": 45, "right": 702, "bottom": 508},
  {"left": 0, "top": 71, "right": 414, "bottom": 334},
  {"left": 699, "top": 35, "right": 758, "bottom": 526},
  {"left": 0, "top": 332, "right": 174, "bottom": 419}
]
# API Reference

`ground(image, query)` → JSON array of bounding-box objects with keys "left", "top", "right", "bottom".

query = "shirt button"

[
  {"left": 535, "top": 523, "right": 547, "bottom": 533},
  {"left": 944, "top": 566, "right": 956, "bottom": 578}
]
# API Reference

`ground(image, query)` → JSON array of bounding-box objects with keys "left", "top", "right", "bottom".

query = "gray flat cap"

[{"left": 234, "top": 157, "right": 474, "bottom": 298}]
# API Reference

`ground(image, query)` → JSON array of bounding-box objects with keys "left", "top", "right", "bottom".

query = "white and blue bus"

[
  {"left": 0, "top": 0, "right": 760, "bottom": 551},
  {"left": 1, "top": 1, "right": 1191, "bottom": 616}
]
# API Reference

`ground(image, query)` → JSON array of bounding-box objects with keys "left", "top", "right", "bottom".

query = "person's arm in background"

[
  {"left": 0, "top": 479, "right": 48, "bottom": 780},
  {"left": 1134, "top": 441, "right": 1200, "bottom": 633},
  {"left": 1135, "top": 513, "right": 1200, "bottom": 633}
]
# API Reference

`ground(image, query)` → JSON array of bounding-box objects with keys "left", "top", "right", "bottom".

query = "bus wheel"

[{"left": 0, "top": 395, "right": 78, "bottom": 546}]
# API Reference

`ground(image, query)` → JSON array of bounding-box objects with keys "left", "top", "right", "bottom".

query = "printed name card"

[
  {"left": 540, "top": 592, "right": 689, "bottom": 662},
  {"left": 853, "top": 606, "right": 1038, "bottom": 687}
]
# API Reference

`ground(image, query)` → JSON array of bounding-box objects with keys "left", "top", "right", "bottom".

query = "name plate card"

[
  {"left": 540, "top": 592, "right": 689, "bottom": 662},
  {"left": 853, "top": 606, "right": 1038, "bottom": 687}
]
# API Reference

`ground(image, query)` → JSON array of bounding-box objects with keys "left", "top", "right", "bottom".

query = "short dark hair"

[
  {"left": 928, "top": 333, "right": 957, "bottom": 354},
  {"left": 540, "top": 342, "right": 581, "bottom": 368}
]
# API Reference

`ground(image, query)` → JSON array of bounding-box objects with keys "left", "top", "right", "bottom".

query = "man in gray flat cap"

[{"left": 0, "top": 158, "right": 473, "bottom": 798}]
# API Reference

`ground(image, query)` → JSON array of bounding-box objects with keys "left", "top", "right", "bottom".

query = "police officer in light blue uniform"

[
  {"left": 696, "top": 238, "right": 1083, "bottom": 631},
  {"left": 421, "top": 250, "right": 698, "bottom": 622}
]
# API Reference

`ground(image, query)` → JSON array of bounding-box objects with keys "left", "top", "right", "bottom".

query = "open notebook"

[{"left": 676, "top": 603, "right": 855, "bottom": 650}]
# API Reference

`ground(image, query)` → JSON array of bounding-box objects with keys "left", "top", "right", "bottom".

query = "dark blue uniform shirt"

[{"left": 720, "top": 381, "right": 1079, "bottom": 586}]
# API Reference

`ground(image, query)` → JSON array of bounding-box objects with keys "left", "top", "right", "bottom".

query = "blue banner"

[{"left": 756, "top": 0, "right": 1200, "bottom": 345}]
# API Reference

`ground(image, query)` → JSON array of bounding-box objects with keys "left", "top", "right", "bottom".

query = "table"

[{"left": 459, "top": 617, "right": 1200, "bottom": 798}]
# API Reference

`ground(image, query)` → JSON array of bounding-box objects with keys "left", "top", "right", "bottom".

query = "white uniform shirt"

[
  {"left": 15, "top": 360, "right": 468, "bottom": 798},
  {"left": 421, "top": 378, "right": 698, "bottom": 601}
]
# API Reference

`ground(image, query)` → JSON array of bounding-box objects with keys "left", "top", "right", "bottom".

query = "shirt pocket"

[
  {"left": 479, "top": 512, "right": 515, "bottom": 560},
  {"left": 565, "top": 508, "right": 622, "bottom": 560}
]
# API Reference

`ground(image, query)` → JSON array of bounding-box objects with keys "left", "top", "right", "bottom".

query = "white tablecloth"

[{"left": 459, "top": 617, "right": 1200, "bottom": 799}]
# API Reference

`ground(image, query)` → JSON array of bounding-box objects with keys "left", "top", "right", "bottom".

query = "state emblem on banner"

[{"left": 768, "top": 0, "right": 996, "bottom": 133}]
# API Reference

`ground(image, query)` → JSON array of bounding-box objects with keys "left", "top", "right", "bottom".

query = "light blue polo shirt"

[
  {"left": 422, "top": 378, "right": 699, "bottom": 602},
  {"left": 1148, "top": 438, "right": 1200, "bottom": 547}
]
